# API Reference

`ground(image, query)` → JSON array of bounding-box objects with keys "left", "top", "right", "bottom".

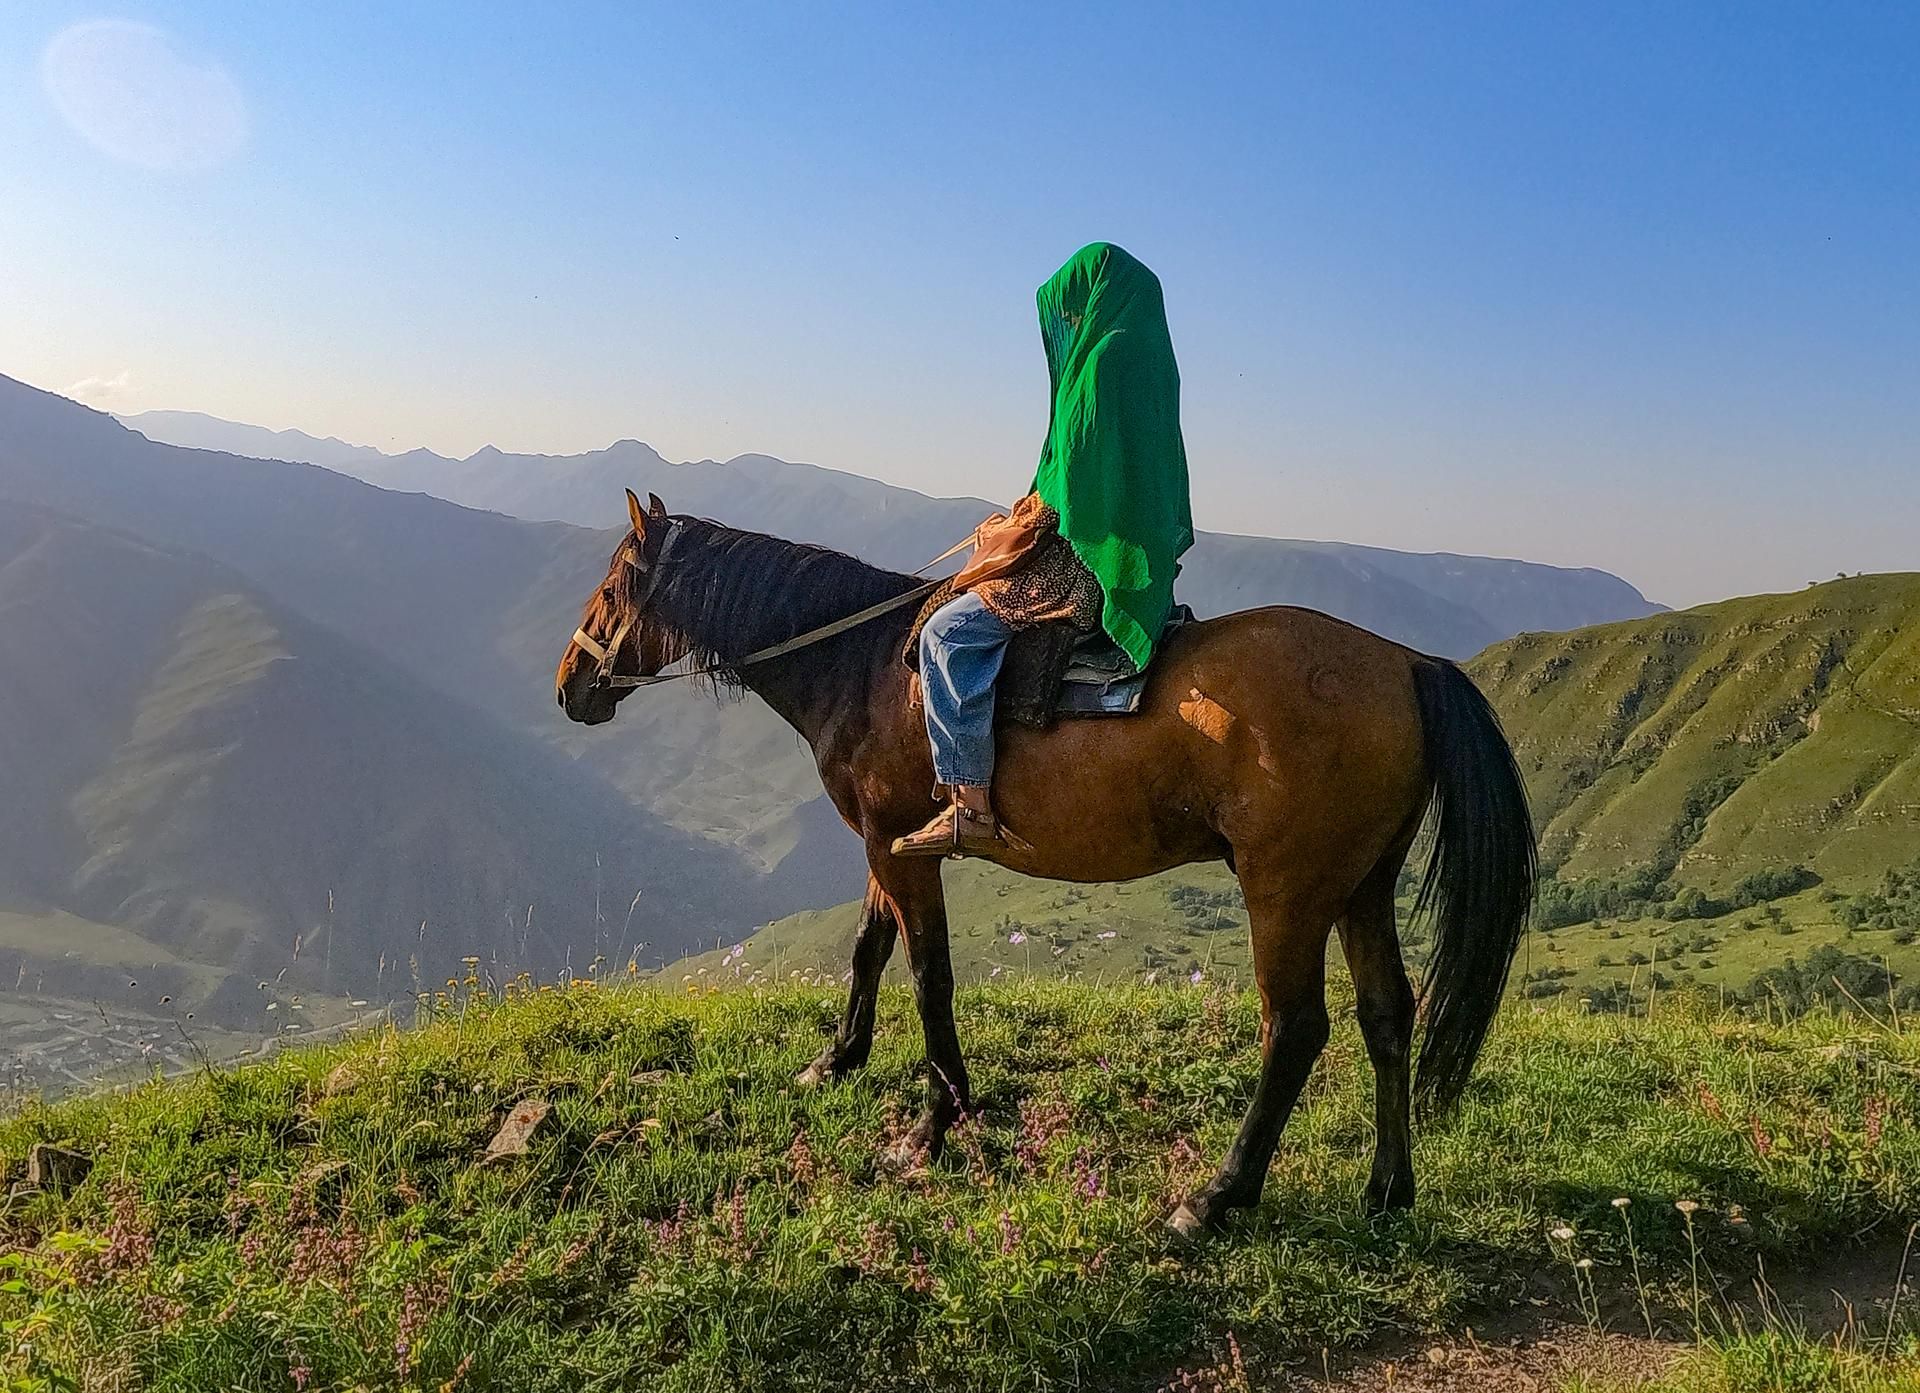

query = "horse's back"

[{"left": 991, "top": 603, "right": 1429, "bottom": 883}]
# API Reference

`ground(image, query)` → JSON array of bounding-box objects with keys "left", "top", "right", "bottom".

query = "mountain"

[
  {"left": 0, "top": 503, "right": 772, "bottom": 1032},
  {"left": 1469, "top": 571, "right": 1920, "bottom": 892},
  {"left": 121, "top": 408, "right": 1664, "bottom": 655}
]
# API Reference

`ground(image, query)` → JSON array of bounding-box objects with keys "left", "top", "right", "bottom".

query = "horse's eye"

[{"left": 601, "top": 586, "right": 615, "bottom": 603}]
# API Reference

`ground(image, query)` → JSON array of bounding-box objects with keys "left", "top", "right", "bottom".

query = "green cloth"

[{"left": 1031, "top": 242, "right": 1193, "bottom": 669}]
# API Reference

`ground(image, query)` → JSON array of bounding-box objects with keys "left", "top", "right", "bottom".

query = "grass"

[{"left": 3, "top": 976, "right": 1920, "bottom": 1390}]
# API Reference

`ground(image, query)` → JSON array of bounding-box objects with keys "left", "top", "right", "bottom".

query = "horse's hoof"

[
  {"left": 1363, "top": 1174, "right": 1416, "bottom": 1217},
  {"left": 794, "top": 1060, "right": 830, "bottom": 1091},
  {"left": 1164, "top": 1202, "right": 1209, "bottom": 1242}
]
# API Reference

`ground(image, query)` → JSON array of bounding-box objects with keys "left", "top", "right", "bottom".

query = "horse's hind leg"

[
  {"left": 1168, "top": 862, "right": 1334, "bottom": 1238},
  {"left": 1338, "top": 849, "right": 1417, "bottom": 1214},
  {"left": 796, "top": 875, "right": 898, "bottom": 1089}
]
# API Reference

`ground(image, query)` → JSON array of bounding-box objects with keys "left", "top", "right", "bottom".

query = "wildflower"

[
  {"left": 1866, "top": 1094, "right": 1888, "bottom": 1150},
  {"left": 786, "top": 1130, "right": 818, "bottom": 1186},
  {"left": 1009, "top": 931, "right": 1027, "bottom": 946},
  {"left": 289, "top": 1363, "right": 312, "bottom": 1391},
  {"left": 1697, "top": 1082, "right": 1726, "bottom": 1120},
  {"left": 394, "top": 1273, "right": 449, "bottom": 1379},
  {"left": 1016, "top": 1095, "right": 1073, "bottom": 1172},
  {"left": 905, "top": 1245, "right": 935, "bottom": 1294},
  {"left": 1611, "top": 1196, "right": 1631, "bottom": 1210},
  {"left": 1190, "top": 969, "right": 1204, "bottom": 985},
  {"left": 997, "top": 1209, "right": 1023, "bottom": 1255},
  {"left": 1071, "top": 1149, "right": 1108, "bottom": 1200},
  {"left": 853, "top": 1219, "right": 894, "bottom": 1275},
  {"left": 1674, "top": 1199, "right": 1700, "bottom": 1216},
  {"left": 1576, "top": 1257, "right": 1594, "bottom": 1270},
  {"left": 1548, "top": 1225, "right": 1575, "bottom": 1242},
  {"left": 1749, "top": 1115, "right": 1774, "bottom": 1157},
  {"left": 1097, "top": 930, "right": 1117, "bottom": 940},
  {"left": 97, "top": 1181, "right": 153, "bottom": 1276}
]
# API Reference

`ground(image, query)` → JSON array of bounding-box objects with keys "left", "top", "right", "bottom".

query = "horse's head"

[{"left": 556, "top": 488, "right": 678, "bottom": 725}]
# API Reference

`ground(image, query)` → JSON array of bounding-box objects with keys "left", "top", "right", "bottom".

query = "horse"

[{"left": 556, "top": 490, "right": 1535, "bottom": 1235}]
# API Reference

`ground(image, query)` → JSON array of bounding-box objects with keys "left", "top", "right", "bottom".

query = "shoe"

[{"left": 890, "top": 802, "right": 1024, "bottom": 860}]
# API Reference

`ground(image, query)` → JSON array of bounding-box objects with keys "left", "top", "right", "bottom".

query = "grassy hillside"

[
  {"left": 2, "top": 980, "right": 1917, "bottom": 1389},
  {"left": 1471, "top": 572, "right": 1920, "bottom": 894}
]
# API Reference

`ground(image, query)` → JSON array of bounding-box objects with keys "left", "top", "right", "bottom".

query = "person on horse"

[{"left": 892, "top": 242, "right": 1194, "bottom": 859}]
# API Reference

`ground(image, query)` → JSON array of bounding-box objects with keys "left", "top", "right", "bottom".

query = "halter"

[
  {"left": 571, "top": 521, "right": 680, "bottom": 690},
  {"left": 569, "top": 521, "right": 973, "bottom": 692}
]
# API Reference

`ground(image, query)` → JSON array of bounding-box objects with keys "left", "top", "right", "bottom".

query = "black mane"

[{"left": 629, "top": 517, "right": 923, "bottom": 692}]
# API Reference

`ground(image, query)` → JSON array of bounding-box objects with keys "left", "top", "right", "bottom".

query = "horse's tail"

[{"left": 1409, "top": 657, "right": 1537, "bottom": 1117}]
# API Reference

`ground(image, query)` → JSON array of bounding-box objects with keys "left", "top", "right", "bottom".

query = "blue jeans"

[{"left": 919, "top": 592, "right": 1013, "bottom": 787}]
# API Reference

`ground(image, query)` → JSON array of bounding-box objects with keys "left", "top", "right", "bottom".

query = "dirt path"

[{"left": 1239, "top": 1230, "right": 1918, "bottom": 1391}]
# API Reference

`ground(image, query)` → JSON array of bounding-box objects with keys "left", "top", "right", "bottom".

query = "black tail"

[{"left": 1410, "top": 658, "right": 1537, "bottom": 1116}]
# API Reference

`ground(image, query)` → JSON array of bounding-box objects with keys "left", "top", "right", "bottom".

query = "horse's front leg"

[
  {"left": 796, "top": 875, "right": 898, "bottom": 1089},
  {"left": 873, "top": 856, "right": 970, "bottom": 1167}
]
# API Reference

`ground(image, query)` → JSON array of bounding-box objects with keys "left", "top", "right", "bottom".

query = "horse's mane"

[{"left": 621, "top": 517, "right": 922, "bottom": 692}]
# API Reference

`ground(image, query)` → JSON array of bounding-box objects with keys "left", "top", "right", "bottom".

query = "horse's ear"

[
  {"left": 625, "top": 488, "right": 647, "bottom": 537},
  {"left": 648, "top": 492, "right": 668, "bottom": 520}
]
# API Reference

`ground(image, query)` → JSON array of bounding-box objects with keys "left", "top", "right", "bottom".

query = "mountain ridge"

[{"left": 121, "top": 405, "right": 1665, "bottom": 652}]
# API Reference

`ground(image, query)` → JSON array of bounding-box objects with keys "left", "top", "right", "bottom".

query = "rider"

[{"left": 892, "top": 242, "right": 1194, "bottom": 858}]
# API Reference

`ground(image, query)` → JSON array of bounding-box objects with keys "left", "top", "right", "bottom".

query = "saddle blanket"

[{"left": 905, "top": 583, "right": 1193, "bottom": 730}]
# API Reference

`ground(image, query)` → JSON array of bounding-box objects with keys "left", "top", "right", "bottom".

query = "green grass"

[
  {"left": 4, "top": 979, "right": 1920, "bottom": 1389},
  {"left": 1568, "top": 1327, "right": 1920, "bottom": 1392}
]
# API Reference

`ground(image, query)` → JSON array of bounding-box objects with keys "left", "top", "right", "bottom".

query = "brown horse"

[{"left": 557, "top": 491, "right": 1535, "bottom": 1235}]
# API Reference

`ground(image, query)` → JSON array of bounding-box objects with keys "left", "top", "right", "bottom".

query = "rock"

[
  {"left": 481, "top": 1099, "right": 551, "bottom": 1164},
  {"left": 322, "top": 1062, "right": 360, "bottom": 1097},
  {"left": 630, "top": 1069, "right": 673, "bottom": 1087},
  {"left": 26, "top": 1143, "right": 91, "bottom": 1195},
  {"left": 298, "top": 1157, "right": 350, "bottom": 1201}
]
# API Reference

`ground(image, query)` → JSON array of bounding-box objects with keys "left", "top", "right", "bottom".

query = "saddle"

[{"left": 904, "top": 580, "right": 1193, "bottom": 730}]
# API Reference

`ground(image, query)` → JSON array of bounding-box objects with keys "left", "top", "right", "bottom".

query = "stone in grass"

[
  {"left": 25, "top": 1144, "right": 91, "bottom": 1195},
  {"left": 482, "top": 1099, "right": 552, "bottom": 1165},
  {"left": 322, "top": 1062, "right": 360, "bottom": 1097}
]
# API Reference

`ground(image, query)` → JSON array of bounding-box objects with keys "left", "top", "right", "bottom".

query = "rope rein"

[{"left": 573, "top": 525, "right": 976, "bottom": 690}]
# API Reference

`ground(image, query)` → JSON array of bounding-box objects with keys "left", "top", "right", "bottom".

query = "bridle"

[
  {"left": 569, "top": 520, "right": 972, "bottom": 694},
  {"left": 570, "top": 521, "right": 680, "bottom": 692}
]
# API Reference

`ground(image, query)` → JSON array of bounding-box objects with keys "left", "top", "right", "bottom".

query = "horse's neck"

[{"left": 667, "top": 524, "right": 908, "bottom": 745}]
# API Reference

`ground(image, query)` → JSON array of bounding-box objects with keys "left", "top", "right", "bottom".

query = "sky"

[{"left": 1, "top": 3, "right": 1915, "bottom": 607}]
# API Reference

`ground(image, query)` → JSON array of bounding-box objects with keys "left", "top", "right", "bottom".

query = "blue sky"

[{"left": 2, "top": 2, "right": 1915, "bottom": 605}]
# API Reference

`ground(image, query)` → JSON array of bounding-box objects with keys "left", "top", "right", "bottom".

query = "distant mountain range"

[
  {"left": 0, "top": 375, "right": 1675, "bottom": 1033},
  {"left": 124, "top": 409, "right": 1665, "bottom": 656}
]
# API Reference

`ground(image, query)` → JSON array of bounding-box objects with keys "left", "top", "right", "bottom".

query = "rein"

[{"left": 571, "top": 523, "right": 973, "bottom": 691}]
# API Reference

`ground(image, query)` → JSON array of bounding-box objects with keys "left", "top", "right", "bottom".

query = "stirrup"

[{"left": 890, "top": 804, "right": 1033, "bottom": 860}]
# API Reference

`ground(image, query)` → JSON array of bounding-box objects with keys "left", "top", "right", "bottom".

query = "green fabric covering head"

[{"left": 1032, "top": 242, "right": 1193, "bottom": 669}]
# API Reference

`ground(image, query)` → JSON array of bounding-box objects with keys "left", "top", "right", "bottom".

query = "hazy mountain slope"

[
  {"left": 121, "top": 407, "right": 1666, "bottom": 651},
  {"left": 120, "top": 409, "right": 395, "bottom": 476},
  {"left": 14, "top": 381, "right": 850, "bottom": 892},
  {"left": 1468, "top": 572, "right": 1920, "bottom": 892},
  {"left": 0, "top": 504, "right": 773, "bottom": 1023}
]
